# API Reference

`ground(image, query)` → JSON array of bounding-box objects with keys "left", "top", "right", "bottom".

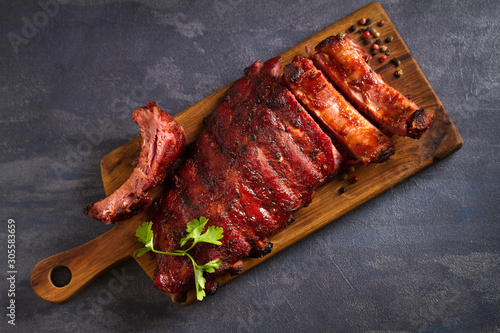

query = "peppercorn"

[
  {"left": 386, "top": 36, "right": 394, "bottom": 43},
  {"left": 379, "top": 20, "right": 385, "bottom": 27},
  {"left": 395, "top": 69, "right": 403, "bottom": 77},
  {"left": 341, "top": 173, "right": 348, "bottom": 180},
  {"left": 366, "top": 18, "right": 372, "bottom": 25},
  {"left": 363, "top": 31, "right": 371, "bottom": 38},
  {"left": 391, "top": 57, "right": 401, "bottom": 67},
  {"left": 339, "top": 187, "right": 347, "bottom": 194},
  {"left": 349, "top": 25, "right": 357, "bottom": 32},
  {"left": 337, "top": 32, "right": 345, "bottom": 40},
  {"left": 348, "top": 166, "right": 355, "bottom": 173},
  {"left": 374, "top": 31, "right": 380, "bottom": 38},
  {"left": 366, "top": 26, "right": 373, "bottom": 33},
  {"left": 385, "top": 48, "right": 392, "bottom": 55},
  {"left": 381, "top": 45, "right": 388, "bottom": 52},
  {"left": 359, "top": 18, "right": 366, "bottom": 25},
  {"left": 352, "top": 176, "right": 359, "bottom": 183},
  {"left": 363, "top": 37, "right": 372, "bottom": 46},
  {"left": 375, "top": 38, "right": 382, "bottom": 45},
  {"left": 372, "top": 44, "right": 379, "bottom": 50},
  {"left": 380, "top": 55, "right": 387, "bottom": 62}
]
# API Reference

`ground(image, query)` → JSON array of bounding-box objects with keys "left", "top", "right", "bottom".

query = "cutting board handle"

[{"left": 31, "top": 220, "right": 140, "bottom": 303}]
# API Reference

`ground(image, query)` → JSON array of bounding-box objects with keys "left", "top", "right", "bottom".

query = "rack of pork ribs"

[{"left": 86, "top": 35, "right": 433, "bottom": 303}]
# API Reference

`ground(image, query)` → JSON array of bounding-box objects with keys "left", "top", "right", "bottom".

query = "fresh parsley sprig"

[{"left": 134, "top": 217, "right": 223, "bottom": 301}]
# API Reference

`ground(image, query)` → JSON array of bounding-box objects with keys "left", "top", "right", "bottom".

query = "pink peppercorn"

[
  {"left": 379, "top": 20, "right": 385, "bottom": 27},
  {"left": 359, "top": 18, "right": 366, "bottom": 25},
  {"left": 363, "top": 31, "right": 371, "bottom": 39},
  {"left": 352, "top": 176, "right": 359, "bottom": 183},
  {"left": 372, "top": 44, "right": 380, "bottom": 50},
  {"left": 380, "top": 55, "right": 387, "bottom": 62}
]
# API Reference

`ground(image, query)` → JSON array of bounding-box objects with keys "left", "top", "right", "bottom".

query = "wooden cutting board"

[{"left": 31, "top": 2, "right": 463, "bottom": 305}]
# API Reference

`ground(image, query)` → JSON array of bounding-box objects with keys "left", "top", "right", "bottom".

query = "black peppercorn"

[
  {"left": 349, "top": 25, "right": 357, "bottom": 32},
  {"left": 339, "top": 187, "right": 347, "bottom": 194},
  {"left": 366, "top": 26, "right": 373, "bottom": 33},
  {"left": 375, "top": 38, "right": 382, "bottom": 45},
  {"left": 366, "top": 18, "right": 372, "bottom": 25}
]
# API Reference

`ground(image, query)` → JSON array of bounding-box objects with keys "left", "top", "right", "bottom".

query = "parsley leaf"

[
  {"left": 196, "top": 258, "right": 222, "bottom": 273},
  {"left": 191, "top": 259, "right": 221, "bottom": 301},
  {"left": 134, "top": 246, "right": 152, "bottom": 258},
  {"left": 180, "top": 217, "right": 224, "bottom": 249},
  {"left": 193, "top": 263, "right": 207, "bottom": 300},
  {"left": 134, "top": 221, "right": 154, "bottom": 257},
  {"left": 134, "top": 217, "right": 223, "bottom": 301}
]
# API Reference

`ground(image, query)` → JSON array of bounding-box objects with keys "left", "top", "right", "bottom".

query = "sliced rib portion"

[
  {"left": 153, "top": 57, "right": 342, "bottom": 302},
  {"left": 85, "top": 101, "right": 185, "bottom": 224},
  {"left": 312, "top": 35, "right": 434, "bottom": 139},
  {"left": 283, "top": 55, "right": 395, "bottom": 165}
]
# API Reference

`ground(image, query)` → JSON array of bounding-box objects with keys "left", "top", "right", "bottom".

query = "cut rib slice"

[
  {"left": 312, "top": 35, "right": 434, "bottom": 139},
  {"left": 85, "top": 101, "right": 185, "bottom": 224},
  {"left": 283, "top": 55, "right": 395, "bottom": 165}
]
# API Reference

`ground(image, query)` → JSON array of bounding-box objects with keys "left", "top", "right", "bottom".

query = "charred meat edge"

[{"left": 85, "top": 101, "right": 186, "bottom": 224}]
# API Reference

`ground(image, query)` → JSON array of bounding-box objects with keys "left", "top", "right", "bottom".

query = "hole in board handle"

[{"left": 50, "top": 266, "right": 72, "bottom": 288}]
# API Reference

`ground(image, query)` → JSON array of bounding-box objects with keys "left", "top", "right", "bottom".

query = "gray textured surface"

[{"left": 1, "top": 0, "right": 499, "bottom": 332}]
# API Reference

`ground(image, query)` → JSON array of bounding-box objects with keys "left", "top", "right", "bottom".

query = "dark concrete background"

[{"left": 1, "top": 0, "right": 499, "bottom": 332}]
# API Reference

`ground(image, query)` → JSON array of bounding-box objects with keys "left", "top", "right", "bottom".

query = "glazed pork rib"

[
  {"left": 283, "top": 55, "right": 395, "bottom": 165},
  {"left": 312, "top": 35, "right": 434, "bottom": 139},
  {"left": 153, "top": 57, "right": 342, "bottom": 302},
  {"left": 85, "top": 102, "right": 185, "bottom": 224}
]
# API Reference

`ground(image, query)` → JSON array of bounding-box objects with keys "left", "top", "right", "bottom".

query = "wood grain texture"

[{"left": 31, "top": 2, "right": 462, "bottom": 304}]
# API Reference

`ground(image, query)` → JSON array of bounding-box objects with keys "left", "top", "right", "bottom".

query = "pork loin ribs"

[{"left": 152, "top": 57, "right": 342, "bottom": 302}]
